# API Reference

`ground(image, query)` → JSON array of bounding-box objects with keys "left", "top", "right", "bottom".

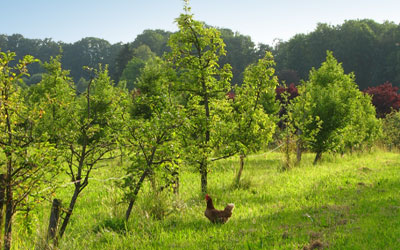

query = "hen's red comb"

[{"left": 205, "top": 194, "right": 210, "bottom": 200}]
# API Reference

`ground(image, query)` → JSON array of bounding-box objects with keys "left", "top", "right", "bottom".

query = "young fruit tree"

[
  {"left": 29, "top": 58, "right": 122, "bottom": 241},
  {"left": 0, "top": 51, "right": 58, "bottom": 250},
  {"left": 274, "top": 84, "right": 301, "bottom": 166},
  {"left": 57, "top": 66, "right": 121, "bottom": 239},
  {"left": 225, "top": 52, "right": 278, "bottom": 184},
  {"left": 166, "top": 4, "right": 232, "bottom": 193},
  {"left": 292, "top": 51, "right": 381, "bottom": 164},
  {"left": 121, "top": 58, "right": 183, "bottom": 221}
]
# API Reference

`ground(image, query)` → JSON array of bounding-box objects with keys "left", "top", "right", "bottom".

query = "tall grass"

[{"left": 12, "top": 149, "right": 400, "bottom": 249}]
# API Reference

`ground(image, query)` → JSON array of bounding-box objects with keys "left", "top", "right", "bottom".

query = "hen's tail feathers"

[{"left": 225, "top": 203, "right": 235, "bottom": 212}]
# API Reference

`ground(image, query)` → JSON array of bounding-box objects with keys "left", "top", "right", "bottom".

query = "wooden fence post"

[
  {"left": 235, "top": 155, "right": 245, "bottom": 186},
  {"left": 47, "top": 198, "right": 62, "bottom": 242}
]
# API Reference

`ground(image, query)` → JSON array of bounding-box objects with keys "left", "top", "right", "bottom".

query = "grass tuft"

[{"left": 93, "top": 217, "right": 127, "bottom": 234}]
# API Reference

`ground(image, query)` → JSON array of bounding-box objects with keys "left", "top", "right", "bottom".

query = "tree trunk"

[
  {"left": 125, "top": 170, "right": 148, "bottom": 221},
  {"left": 285, "top": 129, "right": 291, "bottom": 170},
  {"left": 173, "top": 178, "right": 179, "bottom": 195},
  {"left": 313, "top": 152, "right": 322, "bottom": 165},
  {"left": 173, "top": 171, "right": 179, "bottom": 195},
  {"left": 296, "top": 130, "right": 302, "bottom": 164},
  {"left": 202, "top": 77, "right": 210, "bottom": 195},
  {"left": 58, "top": 184, "right": 80, "bottom": 240},
  {"left": 296, "top": 144, "right": 302, "bottom": 164},
  {"left": 200, "top": 161, "right": 207, "bottom": 194},
  {"left": 3, "top": 190, "right": 12, "bottom": 250},
  {"left": 235, "top": 155, "right": 245, "bottom": 185},
  {"left": 4, "top": 158, "right": 13, "bottom": 250},
  {"left": 148, "top": 170, "right": 157, "bottom": 194},
  {"left": 0, "top": 174, "right": 5, "bottom": 248},
  {"left": 119, "top": 146, "right": 124, "bottom": 166},
  {"left": 47, "top": 199, "right": 62, "bottom": 243}
]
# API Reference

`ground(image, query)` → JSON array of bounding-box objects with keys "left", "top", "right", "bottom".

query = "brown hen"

[{"left": 204, "top": 194, "right": 234, "bottom": 224}]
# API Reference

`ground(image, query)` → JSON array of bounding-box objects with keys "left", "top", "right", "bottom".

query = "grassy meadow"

[{"left": 13, "top": 149, "right": 400, "bottom": 249}]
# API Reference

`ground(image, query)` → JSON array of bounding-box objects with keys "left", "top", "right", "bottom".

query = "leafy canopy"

[
  {"left": 293, "top": 51, "right": 380, "bottom": 160},
  {"left": 166, "top": 3, "right": 232, "bottom": 192}
]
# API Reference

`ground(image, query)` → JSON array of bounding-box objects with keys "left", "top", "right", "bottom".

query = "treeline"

[
  {"left": 0, "top": 29, "right": 268, "bottom": 89},
  {"left": 0, "top": 34, "right": 123, "bottom": 86},
  {"left": 275, "top": 19, "right": 400, "bottom": 89},
  {"left": 2, "top": 19, "right": 399, "bottom": 90}
]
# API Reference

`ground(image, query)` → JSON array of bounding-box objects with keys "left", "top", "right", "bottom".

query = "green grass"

[{"left": 14, "top": 149, "right": 400, "bottom": 249}]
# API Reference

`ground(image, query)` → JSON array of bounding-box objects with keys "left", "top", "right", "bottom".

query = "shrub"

[
  {"left": 364, "top": 82, "right": 400, "bottom": 118},
  {"left": 382, "top": 110, "right": 400, "bottom": 149},
  {"left": 292, "top": 51, "right": 381, "bottom": 164}
]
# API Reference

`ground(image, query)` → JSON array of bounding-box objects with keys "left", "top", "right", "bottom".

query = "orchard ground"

[{"left": 14, "top": 149, "right": 400, "bottom": 249}]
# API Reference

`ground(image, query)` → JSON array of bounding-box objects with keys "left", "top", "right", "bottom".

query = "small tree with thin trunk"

[
  {"left": 57, "top": 66, "right": 121, "bottom": 239},
  {"left": 121, "top": 58, "right": 183, "bottom": 221},
  {"left": 30, "top": 58, "right": 122, "bottom": 241},
  {"left": 226, "top": 52, "right": 278, "bottom": 184},
  {"left": 0, "top": 51, "right": 57, "bottom": 250},
  {"left": 278, "top": 87, "right": 296, "bottom": 170},
  {"left": 27, "top": 56, "right": 77, "bottom": 245},
  {"left": 166, "top": 2, "right": 232, "bottom": 193}
]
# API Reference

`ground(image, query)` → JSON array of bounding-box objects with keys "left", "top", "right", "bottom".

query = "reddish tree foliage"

[
  {"left": 275, "top": 84, "right": 299, "bottom": 128},
  {"left": 276, "top": 83, "right": 299, "bottom": 104},
  {"left": 227, "top": 91, "right": 235, "bottom": 100},
  {"left": 364, "top": 82, "right": 400, "bottom": 118}
]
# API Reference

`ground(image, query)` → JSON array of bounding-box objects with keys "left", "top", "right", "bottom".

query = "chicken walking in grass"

[{"left": 204, "top": 194, "right": 234, "bottom": 224}]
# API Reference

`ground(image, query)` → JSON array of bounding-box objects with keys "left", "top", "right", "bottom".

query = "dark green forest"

[{"left": 1, "top": 19, "right": 399, "bottom": 90}]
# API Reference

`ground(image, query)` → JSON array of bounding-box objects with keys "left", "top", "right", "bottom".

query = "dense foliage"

[
  {"left": 275, "top": 20, "right": 400, "bottom": 89},
  {"left": 227, "top": 52, "right": 278, "bottom": 183},
  {"left": 166, "top": 4, "right": 233, "bottom": 193},
  {"left": 292, "top": 51, "right": 381, "bottom": 164},
  {"left": 2, "top": 19, "right": 400, "bottom": 91},
  {"left": 364, "top": 82, "right": 400, "bottom": 118},
  {"left": 275, "top": 83, "right": 299, "bottom": 104},
  {"left": 0, "top": 29, "right": 265, "bottom": 88},
  {"left": 0, "top": 51, "right": 58, "bottom": 249},
  {"left": 382, "top": 110, "right": 400, "bottom": 149},
  {"left": 275, "top": 83, "right": 299, "bottom": 125},
  {"left": 120, "top": 58, "right": 182, "bottom": 221},
  {"left": 27, "top": 57, "right": 123, "bottom": 243}
]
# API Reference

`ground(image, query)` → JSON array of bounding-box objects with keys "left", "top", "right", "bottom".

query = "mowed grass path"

[{"left": 19, "top": 150, "right": 400, "bottom": 249}]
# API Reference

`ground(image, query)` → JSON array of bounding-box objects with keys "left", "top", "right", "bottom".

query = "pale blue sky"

[{"left": 1, "top": 0, "right": 400, "bottom": 45}]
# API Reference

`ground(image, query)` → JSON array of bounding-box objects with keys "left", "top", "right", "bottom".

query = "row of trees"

[
  {"left": 0, "top": 28, "right": 266, "bottom": 88},
  {"left": 3, "top": 19, "right": 400, "bottom": 92},
  {"left": 0, "top": 4, "right": 387, "bottom": 250},
  {"left": 0, "top": 9, "right": 276, "bottom": 249},
  {"left": 0, "top": 35, "right": 122, "bottom": 84},
  {"left": 275, "top": 19, "right": 400, "bottom": 89}
]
